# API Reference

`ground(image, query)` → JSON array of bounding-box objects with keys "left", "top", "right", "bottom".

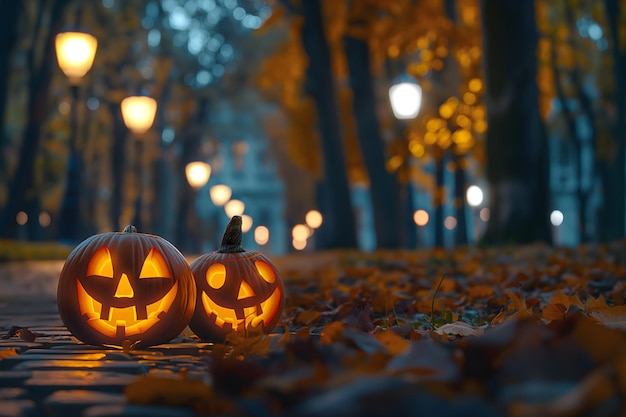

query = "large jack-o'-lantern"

[
  {"left": 189, "top": 216, "right": 284, "bottom": 341},
  {"left": 57, "top": 226, "right": 196, "bottom": 347}
]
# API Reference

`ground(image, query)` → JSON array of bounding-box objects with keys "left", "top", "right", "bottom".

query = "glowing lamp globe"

[
  {"left": 389, "top": 81, "right": 422, "bottom": 119},
  {"left": 305, "top": 210, "right": 323, "bottom": 229},
  {"left": 121, "top": 96, "right": 157, "bottom": 135},
  {"left": 189, "top": 216, "right": 284, "bottom": 341},
  {"left": 254, "top": 226, "right": 269, "bottom": 245},
  {"left": 241, "top": 214, "right": 253, "bottom": 233},
  {"left": 210, "top": 185, "right": 232, "bottom": 206},
  {"left": 466, "top": 185, "right": 484, "bottom": 207},
  {"left": 224, "top": 199, "right": 245, "bottom": 218},
  {"left": 185, "top": 162, "right": 211, "bottom": 190},
  {"left": 55, "top": 32, "right": 98, "bottom": 84},
  {"left": 56, "top": 226, "right": 196, "bottom": 347}
]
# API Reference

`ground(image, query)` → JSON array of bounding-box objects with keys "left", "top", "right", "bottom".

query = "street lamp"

[
  {"left": 389, "top": 74, "right": 422, "bottom": 248},
  {"left": 241, "top": 214, "right": 253, "bottom": 233},
  {"left": 465, "top": 185, "right": 484, "bottom": 242},
  {"left": 185, "top": 162, "right": 211, "bottom": 190},
  {"left": 224, "top": 199, "right": 245, "bottom": 218},
  {"left": 120, "top": 95, "right": 158, "bottom": 229},
  {"left": 254, "top": 225, "right": 269, "bottom": 246},
  {"left": 389, "top": 76, "right": 422, "bottom": 120},
  {"left": 305, "top": 210, "right": 323, "bottom": 229},
  {"left": 120, "top": 96, "right": 158, "bottom": 135},
  {"left": 55, "top": 30, "right": 98, "bottom": 242},
  {"left": 55, "top": 32, "right": 98, "bottom": 84},
  {"left": 210, "top": 184, "right": 232, "bottom": 206}
]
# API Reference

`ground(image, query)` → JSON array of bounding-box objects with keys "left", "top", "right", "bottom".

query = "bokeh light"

[
  {"left": 293, "top": 239, "right": 307, "bottom": 251},
  {"left": 241, "top": 214, "right": 253, "bottom": 233},
  {"left": 292, "top": 224, "right": 310, "bottom": 241},
  {"left": 466, "top": 185, "right": 484, "bottom": 207},
  {"left": 254, "top": 226, "right": 269, "bottom": 245},
  {"left": 224, "top": 199, "right": 245, "bottom": 217},
  {"left": 413, "top": 209, "right": 429, "bottom": 226},
  {"left": 16, "top": 211, "right": 28, "bottom": 226},
  {"left": 185, "top": 161, "right": 211, "bottom": 190},
  {"left": 480, "top": 208, "right": 491, "bottom": 222},
  {"left": 550, "top": 210, "right": 564, "bottom": 226},
  {"left": 305, "top": 210, "right": 323, "bottom": 229},
  {"left": 444, "top": 216, "right": 457, "bottom": 230},
  {"left": 210, "top": 184, "right": 232, "bottom": 206}
]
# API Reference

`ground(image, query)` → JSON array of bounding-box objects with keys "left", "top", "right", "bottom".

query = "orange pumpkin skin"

[
  {"left": 189, "top": 217, "right": 284, "bottom": 342},
  {"left": 57, "top": 226, "right": 196, "bottom": 348}
]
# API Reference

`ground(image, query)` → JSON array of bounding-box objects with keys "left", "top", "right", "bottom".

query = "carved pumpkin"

[
  {"left": 57, "top": 225, "right": 196, "bottom": 347},
  {"left": 189, "top": 216, "right": 284, "bottom": 341}
]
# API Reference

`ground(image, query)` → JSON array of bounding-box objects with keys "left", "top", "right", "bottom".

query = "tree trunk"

[
  {"left": 434, "top": 153, "right": 445, "bottom": 247},
  {"left": 0, "top": 1, "right": 23, "bottom": 149},
  {"left": 299, "top": 0, "right": 357, "bottom": 249},
  {"left": 454, "top": 156, "right": 467, "bottom": 245},
  {"left": 0, "top": 0, "right": 70, "bottom": 240},
  {"left": 344, "top": 35, "right": 404, "bottom": 249},
  {"left": 480, "top": 0, "right": 551, "bottom": 245},
  {"left": 598, "top": 0, "right": 626, "bottom": 241}
]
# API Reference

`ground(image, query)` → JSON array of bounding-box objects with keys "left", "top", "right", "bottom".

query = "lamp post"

[
  {"left": 120, "top": 95, "right": 157, "bottom": 230},
  {"left": 465, "top": 185, "right": 484, "bottom": 242},
  {"left": 184, "top": 161, "right": 212, "bottom": 251},
  {"left": 389, "top": 76, "right": 422, "bottom": 120},
  {"left": 389, "top": 74, "right": 422, "bottom": 248},
  {"left": 55, "top": 30, "right": 97, "bottom": 242}
]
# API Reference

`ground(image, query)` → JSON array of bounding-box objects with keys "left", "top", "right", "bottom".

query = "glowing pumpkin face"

[
  {"left": 57, "top": 226, "right": 196, "bottom": 347},
  {"left": 189, "top": 216, "right": 284, "bottom": 341}
]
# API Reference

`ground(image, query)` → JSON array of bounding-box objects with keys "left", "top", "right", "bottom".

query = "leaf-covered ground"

[{"left": 127, "top": 241, "right": 626, "bottom": 416}]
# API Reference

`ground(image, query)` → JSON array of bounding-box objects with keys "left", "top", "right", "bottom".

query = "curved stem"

[{"left": 218, "top": 216, "right": 245, "bottom": 253}]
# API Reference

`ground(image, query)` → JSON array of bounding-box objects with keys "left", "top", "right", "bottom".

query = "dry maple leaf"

[
  {"left": 0, "top": 348, "right": 18, "bottom": 361},
  {"left": 125, "top": 373, "right": 233, "bottom": 415},
  {"left": 2, "top": 326, "right": 36, "bottom": 342},
  {"left": 320, "top": 321, "right": 346, "bottom": 345},
  {"left": 374, "top": 329, "right": 409, "bottom": 355},
  {"left": 294, "top": 310, "right": 322, "bottom": 326},
  {"left": 226, "top": 329, "right": 271, "bottom": 358},
  {"left": 505, "top": 290, "right": 533, "bottom": 318},
  {"left": 434, "top": 321, "right": 483, "bottom": 338}
]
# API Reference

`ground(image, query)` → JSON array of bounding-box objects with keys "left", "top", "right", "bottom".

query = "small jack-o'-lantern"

[
  {"left": 57, "top": 226, "right": 196, "bottom": 347},
  {"left": 189, "top": 216, "right": 284, "bottom": 341}
]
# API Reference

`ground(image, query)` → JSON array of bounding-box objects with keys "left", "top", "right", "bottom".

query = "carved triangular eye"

[
  {"left": 87, "top": 247, "right": 114, "bottom": 278},
  {"left": 139, "top": 248, "right": 172, "bottom": 279}
]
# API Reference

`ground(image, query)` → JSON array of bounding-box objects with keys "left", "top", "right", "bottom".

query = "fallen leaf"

[
  {"left": 2, "top": 326, "right": 36, "bottom": 342},
  {"left": 374, "top": 329, "right": 409, "bottom": 355},
  {"left": 295, "top": 310, "right": 322, "bottom": 326},
  {"left": 434, "top": 321, "right": 483, "bottom": 337},
  {"left": 0, "top": 348, "right": 18, "bottom": 360},
  {"left": 542, "top": 303, "right": 568, "bottom": 321},
  {"left": 320, "top": 321, "right": 346, "bottom": 345}
]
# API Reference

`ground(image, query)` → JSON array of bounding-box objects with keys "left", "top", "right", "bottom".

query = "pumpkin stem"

[
  {"left": 219, "top": 216, "right": 245, "bottom": 253},
  {"left": 123, "top": 225, "right": 138, "bottom": 233}
]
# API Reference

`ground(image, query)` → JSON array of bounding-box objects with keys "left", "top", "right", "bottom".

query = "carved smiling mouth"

[
  {"left": 201, "top": 286, "right": 282, "bottom": 331},
  {"left": 76, "top": 280, "right": 179, "bottom": 339}
]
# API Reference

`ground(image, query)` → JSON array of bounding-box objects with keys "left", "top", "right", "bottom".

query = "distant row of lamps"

[{"left": 184, "top": 161, "right": 263, "bottom": 240}]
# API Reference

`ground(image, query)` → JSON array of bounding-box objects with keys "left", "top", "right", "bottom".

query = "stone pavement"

[
  {"left": 0, "top": 292, "right": 217, "bottom": 417},
  {"left": 0, "top": 259, "right": 232, "bottom": 417},
  {"left": 0, "top": 253, "right": 340, "bottom": 417}
]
